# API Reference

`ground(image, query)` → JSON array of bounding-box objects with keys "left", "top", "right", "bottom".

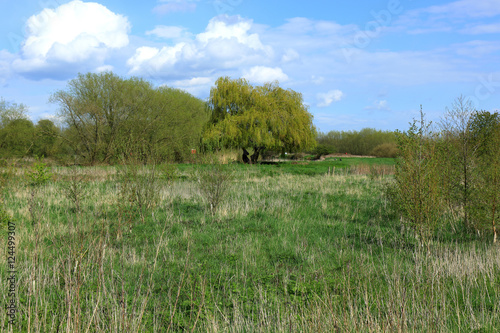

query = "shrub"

[
  {"left": 313, "top": 144, "right": 334, "bottom": 159},
  {"left": 370, "top": 142, "right": 399, "bottom": 158}
]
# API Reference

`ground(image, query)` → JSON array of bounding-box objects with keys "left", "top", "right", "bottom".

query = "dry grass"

[{"left": 0, "top": 163, "right": 498, "bottom": 332}]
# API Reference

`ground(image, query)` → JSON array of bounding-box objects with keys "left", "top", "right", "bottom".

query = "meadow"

[{"left": 0, "top": 157, "right": 499, "bottom": 332}]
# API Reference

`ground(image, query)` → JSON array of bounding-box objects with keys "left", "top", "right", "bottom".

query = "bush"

[
  {"left": 370, "top": 142, "right": 399, "bottom": 158},
  {"left": 312, "top": 144, "right": 334, "bottom": 159},
  {"left": 291, "top": 152, "right": 305, "bottom": 160}
]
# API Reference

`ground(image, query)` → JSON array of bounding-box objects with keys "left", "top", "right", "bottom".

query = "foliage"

[
  {"left": 27, "top": 156, "right": 53, "bottom": 187},
  {"left": 438, "top": 96, "right": 478, "bottom": 231},
  {"left": 0, "top": 97, "right": 29, "bottom": 125},
  {"left": 390, "top": 109, "right": 445, "bottom": 243},
  {"left": 370, "top": 142, "right": 399, "bottom": 158},
  {"left": 468, "top": 111, "right": 500, "bottom": 242},
  {"left": 203, "top": 77, "right": 316, "bottom": 163},
  {"left": 317, "top": 128, "right": 396, "bottom": 156},
  {"left": 0, "top": 119, "right": 35, "bottom": 156},
  {"left": 50, "top": 72, "right": 208, "bottom": 164},
  {"left": 32, "top": 119, "right": 62, "bottom": 158},
  {"left": 312, "top": 143, "right": 335, "bottom": 159}
]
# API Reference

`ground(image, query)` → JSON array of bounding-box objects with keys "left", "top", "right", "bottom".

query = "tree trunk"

[
  {"left": 250, "top": 147, "right": 262, "bottom": 164},
  {"left": 242, "top": 148, "right": 250, "bottom": 164}
]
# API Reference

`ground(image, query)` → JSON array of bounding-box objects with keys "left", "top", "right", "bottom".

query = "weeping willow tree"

[{"left": 203, "top": 77, "right": 316, "bottom": 163}]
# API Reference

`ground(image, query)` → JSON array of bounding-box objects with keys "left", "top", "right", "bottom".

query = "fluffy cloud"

[
  {"left": 127, "top": 15, "right": 273, "bottom": 79},
  {"left": 12, "top": 0, "right": 130, "bottom": 79},
  {"left": 242, "top": 66, "right": 288, "bottom": 84},
  {"left": 317, "top": 90, "right": 344, "bottom": 107}
]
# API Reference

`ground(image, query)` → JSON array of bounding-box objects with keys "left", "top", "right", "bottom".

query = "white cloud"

[
  {"left": 196, "top": 16, "right": 268, "bottom": 52},
  {"left": 127, "top": 15, "right": 273, "bottom": 79},
  {"left": 146, "top": 26, "right": 188, "bottom": 39},
  {"left": 242, "top": 66, "right": 288, "bottom": 84},
  {"left": 96, "top": 65, "right": 114, "bottom": 72},
  {"left": 170, "top": 76, "right": 214, "bottom": 96},
  {"left": 173, "top": 77, "right": 213, "bottom": 86},
  {"left": 317, "top": 90, "right": 344, "bottom": 107},
  {"left": 12, "top": 0, "right": 130, "bottom": 79}
]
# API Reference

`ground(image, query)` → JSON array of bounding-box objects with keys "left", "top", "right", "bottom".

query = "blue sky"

[{"left": 1, "top": 0, "right": 499, "bottom": 132}]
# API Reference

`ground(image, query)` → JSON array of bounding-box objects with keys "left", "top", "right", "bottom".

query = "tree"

[
  {"left": 203, "top": 77, "right": 316, "bottom": 163},
  {"left": 50, "top": 72, "right": 153, "bottom": 164},
  {"left": 0, "top": 97, "right": 29, "bottom": 126},
  {"left": 390, "top": 109, "right": 444, "bottom": 245},
  {"left": 0, "top": 118, "right": 35, "bottom": 156},
  {"left": 0, "top": 97, "right": 33, "bottom": 156},
  {"left": 468, "top": 111, "right": 500, "bottom": 242},
  {"left": 317, "top": 128, "right": 396, "bottom": 156},
  {"left": 439, "top": 96, "right": 478, "bottom": 231},
  {"left": 50, "top": 72, "right": 208, "bottom": 164},
  {"left": 134, "top": 87, "right": 209, "bottom": 163},
  {"left": 33, "top": 119, "right": 61, "bottom": 158}
]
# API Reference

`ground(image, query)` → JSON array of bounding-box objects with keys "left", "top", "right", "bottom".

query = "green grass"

[{"left": 0, "top": 158, "right": 499, "bottom": 332}]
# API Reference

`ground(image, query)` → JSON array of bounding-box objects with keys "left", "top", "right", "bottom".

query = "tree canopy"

[
  {"left": 202, "top": 77, "right": 316, "bottom": 163},
  {"left": 50, "top": 72, "right": 208, "bottom": 164}
]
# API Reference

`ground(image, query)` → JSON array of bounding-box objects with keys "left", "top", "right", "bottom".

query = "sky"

[{"left": 0, "top": 0, "right": 499, "bottom": 132}]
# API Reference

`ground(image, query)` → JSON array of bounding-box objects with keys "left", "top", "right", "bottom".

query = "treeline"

[
  {"left": 0, "top": 72, "right": 209, "bottom": 164},
  {"left": 316, "top": 128, "right": 398, "bottom": 157},
  {"left": 390, "top": 99, "right": 500, "bottom": 243},
  {"left": 0, "top": 98, "right": 65, "bottom": 158}
]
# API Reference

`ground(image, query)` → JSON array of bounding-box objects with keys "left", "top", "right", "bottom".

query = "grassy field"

[{"left": 1, "top": 158, "right": 499, "bottom": 332}]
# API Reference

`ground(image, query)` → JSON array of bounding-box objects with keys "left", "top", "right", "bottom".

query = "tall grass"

[{"left": 0, "top": 159, "right": 498, "bottom": 332}]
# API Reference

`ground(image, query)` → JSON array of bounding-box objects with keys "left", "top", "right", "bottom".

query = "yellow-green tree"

[
  {"left": 0, "top": 97, "right": 34, "bottom": 156},
  {"left": 469, "top": 111, "right": 500, "bottom": 242},
  {"left": 390, "top": 109, "right": 445, "bottom": 244},
  {"left": 203, "top": 77, "right": 316, "bottom": 163}
]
